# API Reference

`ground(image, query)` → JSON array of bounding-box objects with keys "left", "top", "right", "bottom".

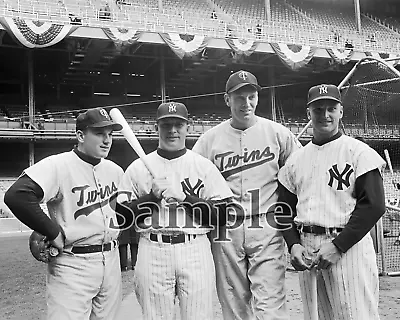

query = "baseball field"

[{"left": 0, "top": 233, "right": 399, "bottom": 320}]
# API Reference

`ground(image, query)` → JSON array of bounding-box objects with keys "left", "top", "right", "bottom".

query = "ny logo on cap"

[
  {"left": 99, "top": 108, "right": 110, "bottom": 120},
  {"left": 168, "top": 103, "right": 177, "bottom": 113},
  {"left": 319, "top": 85, "right": 328, "bottom": 95},
  {"left": 238, "top": 71, "right": 248, "bottom": 81}
]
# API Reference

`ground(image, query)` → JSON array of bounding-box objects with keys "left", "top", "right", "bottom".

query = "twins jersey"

[
  {"left": 25, "top": 150, "right": 123, "bottom": 247},
  {"left": 278, "top": 135, "right": 386, "bottom": 227},
  {"left": 118, "top": 149, "right": 233, "bottom": 234},
  {"left": 192, "top": 116, "right": 302, "bottom": 216}
]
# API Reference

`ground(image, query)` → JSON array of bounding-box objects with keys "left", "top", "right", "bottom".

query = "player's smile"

[
  {"left": 308, "top": 100, "right": 343, "bottom": 141},
  {"left": 225, "top": 86, "right": 258, "bottom": 130}
]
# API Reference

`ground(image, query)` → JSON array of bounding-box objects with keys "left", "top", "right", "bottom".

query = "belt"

[
  {"left": 71, "top": 240, "right": 118, "bottom": 254},
  {"left": 299, "top": 225, "right": 343, "bottom": 235},
  {"left": 228, "top": 212, "right": 267, "bottom": 220},
  {"left": 149, "top": 233, "right": 196, "bottom": 245}
]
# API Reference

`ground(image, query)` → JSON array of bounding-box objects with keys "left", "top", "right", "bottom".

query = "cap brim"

[
  {"left": 227, "top": 83, "right": 262, "bottom": 93},
  {"left": 157, "top": 115, "right": 189, "bottom": 121},
  {"left": 307, "top": 96, "right": 341, "bottom": 105},
  {"left": 90, "top": 121, "right": 123, "bottom": 131}
]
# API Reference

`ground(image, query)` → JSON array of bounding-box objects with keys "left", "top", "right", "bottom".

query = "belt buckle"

[
  {"left": 297, "top": 224, "right": 304, "bottom": 233},
  {"left": 331, "top": 228, "right": 338, "bottom": 237}
]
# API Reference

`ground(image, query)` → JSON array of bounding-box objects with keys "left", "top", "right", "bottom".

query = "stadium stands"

[
  {"left": 213, "top": 0, "right": 265, "bottom": 21},
  {"left": 1, "top": 0, "right": 400, "bottom": 53},
  {"left": 295, "top": 0, "right": 358, "bottom": 31}
]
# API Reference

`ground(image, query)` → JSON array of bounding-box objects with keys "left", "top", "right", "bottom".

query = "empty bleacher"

[
  {"left": 213, "top": 0, "right": 265, "bottom": 21},
  {"left": 162, "top": 0, "right": 213, "bottom": 20},
  {"left": 295, "top": 0, "right": 358, "bottom": 31}
]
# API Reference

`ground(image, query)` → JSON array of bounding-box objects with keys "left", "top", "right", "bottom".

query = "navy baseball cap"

[
  {"left": 226, "top": 70, "right": 262, "bottom": 93},
  {"left": 76, "top": 107, "right": 122, "bottom": 131},
  {"left": 156, "top": 102, "right": 189, "bottom": 121},
  {"left": 307, "top": 84, "right": 342, "bottom": 106}
]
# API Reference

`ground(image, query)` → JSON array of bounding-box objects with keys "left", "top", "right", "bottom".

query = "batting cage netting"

[{"left": 339, "top": 57, "right": 400, "bottom": 276}]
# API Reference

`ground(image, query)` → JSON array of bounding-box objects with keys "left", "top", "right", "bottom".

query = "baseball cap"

[
  {"left": 307, "top": 84, "right": 342, "bottom": 106},
  {"left": 76, "top": 107, "right": 122, "bottom": 131},
  {"left": 225, "top": 70, "right": 262, "bottom": 93},
  {"left": 156, "top": 102, "right": 189, "bottom": 121}
]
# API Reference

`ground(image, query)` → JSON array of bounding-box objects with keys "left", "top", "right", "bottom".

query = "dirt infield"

[{"left": 1, "top": 233, "right": 400, "bottom": 320}]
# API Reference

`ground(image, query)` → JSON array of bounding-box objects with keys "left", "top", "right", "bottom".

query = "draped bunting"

[
  {"left": 270, "top": 43, "right": 316, "bottom": 71},
  {"left": 0, "top": 17, "right": 77, "bottom": 48},
  {"left": 103, "top": 28, "right": 141, "bottom": 51},
  {"left": 225, "top": 38, "right": 258, "bottom": 56},
  {"left": 326, "top": 48, "right": 354, "bottom": 65},
  {"left": 365, "top": 52, "right": 399, "bottom": 67},
  {"left": 159, "top": 33, "right": 210, "bottom": 59}
]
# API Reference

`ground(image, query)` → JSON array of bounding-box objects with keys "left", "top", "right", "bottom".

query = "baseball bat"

[
  {"left": 384, "top": 149, "right": 394, "bottom": 175},
  {"left": 109, "top": 108, "right": 177, "bottom": 205},
  {"left": 109, "top": 108, "right": 157, "bottom": 178},
  {"left": 310, "top": 267, "right": 318, "bottom": 320}
]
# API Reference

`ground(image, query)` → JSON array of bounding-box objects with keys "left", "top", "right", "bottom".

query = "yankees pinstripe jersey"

[
  {"left": 278, "top": 135, "right": 386, "bottom": 228},
  {"left": 192, "top": 116, "right": 302, "bottom": 216},
  {"left": 24, "top": 150, "right": 123, "bottom": 247},
  {"left": 119, "top": 149, "right": 233, "bottom": 234}
]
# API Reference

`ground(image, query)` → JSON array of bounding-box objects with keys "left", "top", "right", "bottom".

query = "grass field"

[{"left": 1, "top": 233, "right": 400, "bottom": 320}]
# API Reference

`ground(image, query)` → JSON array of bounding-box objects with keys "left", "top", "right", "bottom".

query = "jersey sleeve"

[
  {"left": 355, "top": 147, "right": 386, "bottom": 179},
  {"left": 277, "top": 158, "right": 297, "bottom": 195},
  {"left": 279, "top": 129, "right": 302, "bottom": 167},
  {"left": 192, "top": 134, "right": 210, "bottom": 160},
  {"left": 202, "top": 161, "right": 233, "bottom": 200},
  {"left": 24, "top": 156, "right": 60, "bottom": 203},
  {"left": 118, "top": 163, "right": 141, "bottom": 203}
]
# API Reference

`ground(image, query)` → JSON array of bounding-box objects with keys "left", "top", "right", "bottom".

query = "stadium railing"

[{"left": 1, "top": 1, "right": 400, "bottom": 54}]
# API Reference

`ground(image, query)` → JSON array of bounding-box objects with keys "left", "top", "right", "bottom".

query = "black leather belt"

[
  {"left": 300, "top": 225, "right": 343, "bottom": 235},
  {"left": 149, "top": 233, "right": 196, "bottom": 244},
  {"left": 71, "top": 240, "right": 118, "bottom": 254}
]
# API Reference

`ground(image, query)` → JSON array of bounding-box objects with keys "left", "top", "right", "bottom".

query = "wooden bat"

[
  {"left": 109, "top": 108, "right": 157, "bottom": 178},
  {"left": 310, "top": 267, "right": 318, "bottom": 320},
  {"left": 384, "top": 149, "right": 394, "bottom": 176},
  {"left": 110, "top": 108, "right": 177, "bottom": 205}
]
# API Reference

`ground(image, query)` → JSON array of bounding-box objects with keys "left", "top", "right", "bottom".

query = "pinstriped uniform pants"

[
  {"left": 134, "top": 233, "right": 215, "bottom": 320},
  {"left": 299, "top": 233, "right": 380, "bottom": 320}
]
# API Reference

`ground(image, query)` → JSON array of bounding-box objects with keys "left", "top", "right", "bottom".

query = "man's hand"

[
  {"left": 152, "top": 176, "right": 185, "bottom": 203},
  {"left": 49, "top": 231, "right": 65, "bottom": 252},
  {"left": 290, "top": 243, "right": 311, "bottom": 271},
  {"left": 152, "top": 177, "right": 170, "bottom": 199},
  {"left": 310, "top": 242, "right": 342, "bottom": 270}
]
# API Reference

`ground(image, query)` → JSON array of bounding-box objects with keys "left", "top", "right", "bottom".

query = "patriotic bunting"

[
  {"left": 103, "top": 28, "right": 141, "bottom": 51},
  {"left": 326, "top": 48, "right": 354, "bottom": 65},
  {"left": 0, "top": 17, "right": 77, "bottom": 48},
  {"left": 270, "top": 43, "right": 316, "bottom": 71},
  {"left": 159, "top": 33, "right": 210, "bottom": 59},
  {"left": 225, "top": 38, "right": 258, "bottom": 56},
  {"left": 365, "top": 52, "right": 399, "bottom": 67}
]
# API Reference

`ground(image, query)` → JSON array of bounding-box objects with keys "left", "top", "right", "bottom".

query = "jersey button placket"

[
  {"left": 93, "top": 167, "right": 107, "bottom": 265},
  {"left": 241, "top": 134, "right": 248, "bottom": 214}
]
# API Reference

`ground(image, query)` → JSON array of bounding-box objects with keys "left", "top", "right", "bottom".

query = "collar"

[
  {"left": 73, "top": 147, "right": 101, "bottom": 166},
  {"left": 312, "top": 131, "right": 342, "bottom": 146},
  {"left": 157, "top": 147, "right": 187, "bottom": 160}
]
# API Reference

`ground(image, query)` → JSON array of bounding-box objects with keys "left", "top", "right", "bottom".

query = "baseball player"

[
  {"left": 192, "top": 70, "right": 302, "bottom": 320},
  {"left": 4, "top": 107, "right": 124, "bottom": 320},
  {"left": 118, "top": 102, "right": 234, "bottom": 320},
  {"left": 276, "top": 84, "right": 386, "bottom": 319}
]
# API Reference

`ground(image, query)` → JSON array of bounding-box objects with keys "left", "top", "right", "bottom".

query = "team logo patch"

[
  {"left": 238, "top": 71, "right": 247, "bottom": 81},
  {"left": 99, "top": 108, "right": 110, "bottom": 120},
  {"left": 168, "top": 103, "right": 177, "bottom": 113},
  {"left": 181, "top": 178, "right": 204, "bottom": 197},
  {"left": 327, "top": 163, "right": 354, "bottom": 190},
  {"left": 319, "top": 85, "right": 328, "bottom": 95}
]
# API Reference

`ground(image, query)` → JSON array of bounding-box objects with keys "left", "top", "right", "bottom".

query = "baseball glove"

[{"left": 29, "top": 231, "right": 59, "bottom": 263}]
